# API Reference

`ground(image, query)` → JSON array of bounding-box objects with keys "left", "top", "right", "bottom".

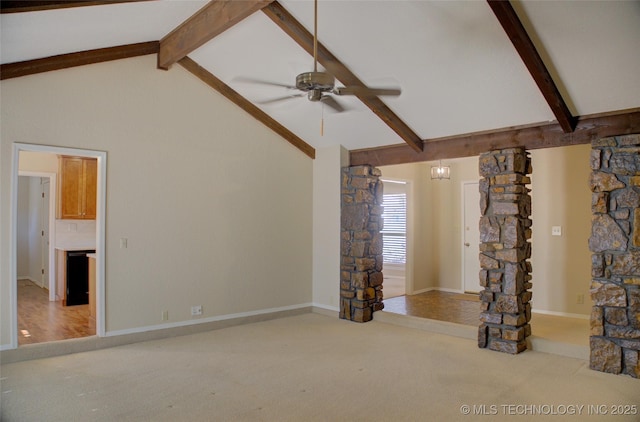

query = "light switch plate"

[{"left": 552, "top": 226, "right": 562, "bottom": 236}]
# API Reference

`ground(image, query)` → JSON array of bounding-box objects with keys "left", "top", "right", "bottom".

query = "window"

[{"left": 381, "top": 192, "right": 407, "bottom": 265}]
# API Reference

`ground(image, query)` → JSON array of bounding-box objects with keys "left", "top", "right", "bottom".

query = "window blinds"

[{"left": 381, "top": 193, "right": 406, "bottom": 264}]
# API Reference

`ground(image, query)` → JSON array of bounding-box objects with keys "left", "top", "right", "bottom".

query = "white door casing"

[
  {"left": 11, "top": 143, "right": 106, "bottom": 349},
  {"left": 41, "top": 179, "right": 50, "bottom": 294},
  {"left": 462, "top": 181, "right": 481, "bottom": 293}
]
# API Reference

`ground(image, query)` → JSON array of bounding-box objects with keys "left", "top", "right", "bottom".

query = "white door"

[
  {"left": 462, "top": 182, "right": 481, "bottom": 293},
  {"left": 41, "top": 179, "right": 50, "bottom": 292}
]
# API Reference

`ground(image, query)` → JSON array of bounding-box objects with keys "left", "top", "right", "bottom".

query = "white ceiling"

[{"left": 2, "top": 0, "right": 639, "bottom": 152}]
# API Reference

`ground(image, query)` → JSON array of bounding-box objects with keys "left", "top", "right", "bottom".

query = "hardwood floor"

[
  {"left": 382, "top": 290, "right": 590, "bottom": 347},
  {"left": 17, "top": 279, "right": 94, "bottom": 345},
  {"left": 383, "top": 290, "right": 480, "bottom": 326}
]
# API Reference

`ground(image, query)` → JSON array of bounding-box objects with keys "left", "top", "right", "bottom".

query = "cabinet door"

[
  {"left": 59, "top": 157, "right": 98, "bottom": 219},
  {"left": 82, "top": 159, "right": 97, "bottom": 219},
  {"left": 60, "top": 157, "right": 84, "bottom": 219}
]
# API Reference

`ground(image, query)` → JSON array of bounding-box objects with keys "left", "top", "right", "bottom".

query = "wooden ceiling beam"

[
  {"left": 350, "top": 109, "right": 640, "bottom": 167},
  {"left": 158, "top": 0, "right": 273, "bottom": 70},
  {"left": 488, "top": 0, "right": 576, "bottom": 133},
  {"left": 179, "top": 56, "right": 315, "bottom": 159},
  {"left": 263, "top": 1, "right": 423, "bottom": 153},
  {"left": 0, "top": 0, "right": 151, "bottom": 14},
  {"left": 0, "top": 41, "right": 159, "bottom": 80}
]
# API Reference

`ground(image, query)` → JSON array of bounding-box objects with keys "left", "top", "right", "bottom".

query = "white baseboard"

[
  {"left": 106, "top": 302, "right": 314, "bottom": 337},
  {"left": 408, "top": 287, "right": 465, "bottom": 295},
  {"left": 17, "top": 276, "right": 43, "bottom": 286},
  {"left": 1, "top": 304, "right": 315, "bottom": 362},
  {"left": 436, "top": 287, "right": 465, "bottom": 294},
  {"left": 409, "top": 287, "right": 433, "bottom": 295}
]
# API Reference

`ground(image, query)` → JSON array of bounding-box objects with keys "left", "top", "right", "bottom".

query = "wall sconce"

[{"left": 430, "top": 160, "right": 450, "bottom": 180}]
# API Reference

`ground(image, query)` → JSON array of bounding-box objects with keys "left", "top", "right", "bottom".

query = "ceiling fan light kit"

[{"left": 296, "top": 71, "right": 334, "bottom": 93}]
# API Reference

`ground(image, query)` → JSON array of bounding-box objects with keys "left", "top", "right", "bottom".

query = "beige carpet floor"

[{"left": 1, "top": 312, "right": 639, "bottom": 421}]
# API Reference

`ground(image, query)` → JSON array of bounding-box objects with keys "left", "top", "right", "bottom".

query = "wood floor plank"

[
  {"left": 17, "top": 279, "right": 94, "bottom": 345},
  {"left": 383, "top": 290, "right": 480, "bottom": 326}
]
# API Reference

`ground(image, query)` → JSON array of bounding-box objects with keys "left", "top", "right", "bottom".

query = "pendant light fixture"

[{"left": 430, "top": 160, "right": 450, "bottom": 180}]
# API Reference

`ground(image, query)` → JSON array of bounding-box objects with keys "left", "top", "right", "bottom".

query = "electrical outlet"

[
  {"left": 162, "top": 310, "right": 169, "bottom": 321},
  {"left": 191, "top": 305, "right": 202, "bottom": 316},
  {"left": 552, "top": 226, "right": 562, "bottom": 236},
  {"left": 577, "top": 294, "right": 584, "bottom": 305}
]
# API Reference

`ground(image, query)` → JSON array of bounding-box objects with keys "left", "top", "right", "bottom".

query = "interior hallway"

[{"left": 17, "top": 279, "right": 94, "bottom": 345}]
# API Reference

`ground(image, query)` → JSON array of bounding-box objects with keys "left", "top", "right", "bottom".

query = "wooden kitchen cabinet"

[{"left": 58, "top": 156, "right": 97, "bottom": 219}]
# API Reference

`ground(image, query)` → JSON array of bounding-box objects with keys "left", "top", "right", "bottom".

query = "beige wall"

[
  {"left": 1, "top": 55, "right": 313, "bottom": 346},
  {"left": 19, "top": 151, "right": 58, "bottom": 173},
  {"left": 529, "top": 145, "right": 592, "bottom": 316},
  {"left": 381, "top": 144, "right": 592, "bottom": 317},
  {"left": 312, "top": 145, "right": 349, "bottom": 310}
]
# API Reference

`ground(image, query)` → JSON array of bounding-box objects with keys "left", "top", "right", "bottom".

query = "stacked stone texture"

[
  {"left": 340, "top": 165, "right": 384, "bottom": 322},
  {"left": 589, "top": 134, "right": 640, "bottom": 378},
  {"left": 477, "top": 148, "right": 533, "bottom": 354}
]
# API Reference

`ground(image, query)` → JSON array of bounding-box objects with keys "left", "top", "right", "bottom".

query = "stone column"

[
  {"left": 589, "top": 134, "right": 640, "bottom": 378},
  {"left": 340, "top": 165, "right": 384, "bottom": 322},
  {"left": 477, "top": 148, "right": 533, "bottom": 354}
]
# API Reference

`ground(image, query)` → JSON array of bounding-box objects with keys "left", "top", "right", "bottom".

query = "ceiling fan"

[{"left": 237, "top": 0, "right": 401, "bottom": 113}]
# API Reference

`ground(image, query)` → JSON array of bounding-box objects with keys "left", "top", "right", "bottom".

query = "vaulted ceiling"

[{"left": 2, "top": 0, "right": 639, "bottom": 164}]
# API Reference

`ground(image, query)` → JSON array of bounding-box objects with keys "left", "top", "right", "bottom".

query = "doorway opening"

[
  {"left": 10, "top": 143, "right": 106, "bottom": 349},
  {"left": 383, "top": 179, "right": 482, "bottom": 324}
]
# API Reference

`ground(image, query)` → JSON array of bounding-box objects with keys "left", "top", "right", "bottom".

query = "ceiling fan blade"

[
  {"left": 255, "top": 93, "right": 305, "bottom": 105},
  {"left": 232, "top": 76, "right": 297, "bottom": 90},
  {"left": 333, "top": 86, "right": 402, "bottom": 97},
  {"left": 321, "top": 95, "right": 346, "bottom": 113}
]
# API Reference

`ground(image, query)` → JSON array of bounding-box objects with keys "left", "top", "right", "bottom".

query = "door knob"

[{"left": 464, "top": 243, "right": 470, "bottom": 247}]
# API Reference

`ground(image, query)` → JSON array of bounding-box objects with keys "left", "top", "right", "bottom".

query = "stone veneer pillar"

[
  {"left": 589, "top": 134, "right": 640, "bottom": 378},
  {"left": 477, "top": 148, "right": 533, "bottom": 354},
  {"left": 340, "top": 165, "right": 384, "bottom": 322}
]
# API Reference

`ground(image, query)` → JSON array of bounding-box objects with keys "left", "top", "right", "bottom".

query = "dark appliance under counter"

[{"left": 65, "top": 250, "right": 95, "bottom": 306}]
